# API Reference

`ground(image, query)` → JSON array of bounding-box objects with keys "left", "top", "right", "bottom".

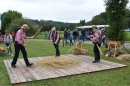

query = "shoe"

[
  {"left": 93, "top": 60, "right": 100, "bottom": 63},
  {"left": 11, "top": 65, "right": 16, "bottom": 68},
  {"left": 27, "top": 63, "right": 33, "bottom": 67}
]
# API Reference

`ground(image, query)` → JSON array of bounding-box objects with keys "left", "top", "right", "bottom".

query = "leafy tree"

[
  {"left": 59, "top": 26, "right": 65, "bottom": 31},
  {"left": 86, "top": 21, "right": 93, "bottom": 25},
  {"left": 104, "top": 0, "right": 128, "bottom": 43},
  {"left": 89, "top": 12, "right": 107, "bottom": 25},
  {"left": 91, "top": 16, "right": 101, "bottom": 25},
  {"left": 67, "top": 24, "right": 76, "bottom": 31},
  {"left": 41, "top": 25, "right": 50, "bottom": 31},
  {"left": 7, "top": 18, "right": 38, "bottom": 36},
  {"left": 100, "top": 12, "right": 108, "bottom": 23},
  {"left": 79, "top": 19, "right": 86, "bottom": 25},
  {"left": 39, "top": 19, "right": 46, "bottom": 26},
  {"left": 99, "top": 19, "right": 106, "bottom": 25},
  {"left": 1, "top": 10, "right": 22, "bottom": 34}
]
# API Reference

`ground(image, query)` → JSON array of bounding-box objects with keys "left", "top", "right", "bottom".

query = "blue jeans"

[
  {"left": 64, "top": 37, "right": 68, "bottom": 44},
  {"left": 6, "top": 44, "right": 12, "bottom": 54}
]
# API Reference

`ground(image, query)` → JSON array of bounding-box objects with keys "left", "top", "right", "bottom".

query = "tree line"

[{"left": 0, "top": 1, "right": 130, "bottom": 39}]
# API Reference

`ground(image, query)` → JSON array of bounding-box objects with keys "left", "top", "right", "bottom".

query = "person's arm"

[
  {"left": 10, "top": 34, "right": 13, "bottom": 44},
  {"left": 92, "top": 33, "right": 99, "bottom": 42},
  {"left": 4, "top": 35, "right": 6, "bottom": 43},
  {"left": 50, "top": 32, "right": 53, "bottom": 41},
  {"left": 87, "top": 35, "right": 94, "bottom": 38}
]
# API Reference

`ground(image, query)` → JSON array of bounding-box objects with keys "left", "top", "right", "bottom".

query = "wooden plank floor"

[{"left": 4, "top": 54, "right": 127, "bottom": 84}]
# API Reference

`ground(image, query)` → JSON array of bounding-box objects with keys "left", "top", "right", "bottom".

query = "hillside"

[{"left": 30, "top": 19, "right": 77, "bottom": 26}]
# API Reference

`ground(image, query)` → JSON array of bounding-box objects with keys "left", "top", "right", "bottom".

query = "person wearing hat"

[
  {"left": 11, "top": 24, "right": 34, "bottom": 68},
  {"left": 87, "top": 25, "right": 102, "bottom": 63},
  {"left": 50, "top": 27, "right": 60, "bottom": 57}
]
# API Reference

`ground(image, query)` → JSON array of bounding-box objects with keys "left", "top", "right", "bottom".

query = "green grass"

[
  {"left": 126, "top": 32, "right": 130, "bottom": 36},
  {"left": 126, "top": 32, "right": 130, "bottom": 41},
  {"left": 0, "top": 40, "right": 130, "bottom": 86}
]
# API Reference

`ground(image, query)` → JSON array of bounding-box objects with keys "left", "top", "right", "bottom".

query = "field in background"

[{"left": 36, "top": 31, "right": 130, "bottom": 41}]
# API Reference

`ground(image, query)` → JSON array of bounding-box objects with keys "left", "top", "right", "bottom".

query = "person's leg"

[
  {"left": 102, "top": 38, "right": 105, "bottom": 46},
  {"left": 72, "top": 39, "right": 73, "bottom": 45},
  {"left": 53, "top": 44, "right": 60, "bottom": 56},
  {"left": 74, "top": 36, "right": 76, "bottom": 42},
  {"left": 82, "top": 35, "right": 84, "bottom": 42},
  {"left": 8, "top": 44, "right": 12, "bottom": 53},
  {"left": 6, "top": 44, "right": 10, "bottom": 55},
  {"left": 9, "top": 45, "right": 14, "bottom": 56},
  {"left": 64, "top": 37, "right": 67, "bottom": 44},
  {"left": 53, "top": 44, "right": 57, "bottom": 56},
  {"left": 93, "top": 43, "right": 101, "bottom": 63},
  {"left": 70, "top": 39, "right": 71, "bottom": 45},
  {"left": 55, "top": 44, "right": 60, "bottom": 56},
  {"left": 20, "top": 45, "right": 30, "bottom": 66},
  {"left": 11, "top": 42, "right": 20, "bottom": 67},
  {"left": 76, "top": 36, "right": 79, "bottom": 41},
  {"left": 8, "top": 45, "right": 13, "bottom": 56}
]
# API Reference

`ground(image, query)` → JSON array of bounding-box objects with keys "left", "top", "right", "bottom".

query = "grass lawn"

[{"left": 0, "top": 39, "right": 130, "bottom": 86}]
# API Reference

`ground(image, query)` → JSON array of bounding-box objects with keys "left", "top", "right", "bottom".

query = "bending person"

[
  {"left": 87, "top": 25, "right": 102, "bottom": 63},
  {"left": 50, "top": 27, "right": 60, "bottom": 57}
]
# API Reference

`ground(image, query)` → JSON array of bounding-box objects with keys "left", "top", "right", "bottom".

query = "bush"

[{"left": 7, "top": 18, "right": 38, "bottom": 36}]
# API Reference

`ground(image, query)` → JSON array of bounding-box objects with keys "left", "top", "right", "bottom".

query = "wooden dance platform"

[{"left": 4, "top": 54, "right": 127, "bottom": 84}]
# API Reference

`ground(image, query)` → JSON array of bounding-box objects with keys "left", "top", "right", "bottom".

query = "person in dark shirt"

[
  {"left": 81, "top": 28, "right": 86, "bottom": 42},
  {"left": 64, "top": 29, "right": 69, "bottom": 44},
  {"left": 73, "top": 30, "right": 78, "bottom": 42}
]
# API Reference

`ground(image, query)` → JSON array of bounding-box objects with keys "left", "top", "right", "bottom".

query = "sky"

[{"left": 0, "top": 0, "right": 130, "bottom": 23}]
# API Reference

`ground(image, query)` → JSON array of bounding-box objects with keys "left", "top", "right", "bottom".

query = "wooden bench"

[{"left": 0, "top": 47, "right": 5, "bottom": 54}]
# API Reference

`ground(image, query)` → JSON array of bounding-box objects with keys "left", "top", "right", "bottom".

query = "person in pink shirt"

[
  {"left": 50, "top": 27, "right": 60, "bottom": 57},
  {"left": 87, "top": 25, "right": 102, "bottom": 63},
  {"left": 11, "top": 24, "right": 34, "bottom": 68}
]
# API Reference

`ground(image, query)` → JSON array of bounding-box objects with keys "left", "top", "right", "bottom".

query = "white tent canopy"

[{"left": 76, "top": 25, "right": 109, "bottom": 29}]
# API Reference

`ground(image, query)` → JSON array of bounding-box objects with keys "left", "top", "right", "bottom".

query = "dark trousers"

[
  {"left": 102, "top": 37, "right": 106, "bottom": 46},
  {"left": 11, "top": 41, "right": 30, "bottom": 65},
  {"left": 82, "top": 35, "right": 85, "bottom": 42},
  {"left": 93, "top": 43, "right": 101, "bottom": 61},
  {"left": 53, "top": 44, "right": 60, "bottom": 56},
  {"left": 64, "top": 37, "right": 68, "bottom": 44},
  {"left": 70, "top": 39, "right": 73, "bottom": 45}
]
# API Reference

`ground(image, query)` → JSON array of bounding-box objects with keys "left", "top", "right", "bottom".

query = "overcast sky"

[{"left": 0, "top": 0, "right": 130, "bottom": 23}]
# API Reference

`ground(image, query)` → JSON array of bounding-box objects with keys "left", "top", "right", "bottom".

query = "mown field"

[{"left": 0, "top": 39, "right": 130, "bottom": 86}]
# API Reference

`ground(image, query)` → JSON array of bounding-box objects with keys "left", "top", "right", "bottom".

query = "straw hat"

[
  {"left": 21, "top": 24, "right": 29, "bottom": 29},
  {"left": 51, "top": 27, "right": 56, "bottom": 31}
]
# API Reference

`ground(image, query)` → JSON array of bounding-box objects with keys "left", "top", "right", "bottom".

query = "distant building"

[{"left": 75, "top": 25, "right": 109, "bottom": 30}]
